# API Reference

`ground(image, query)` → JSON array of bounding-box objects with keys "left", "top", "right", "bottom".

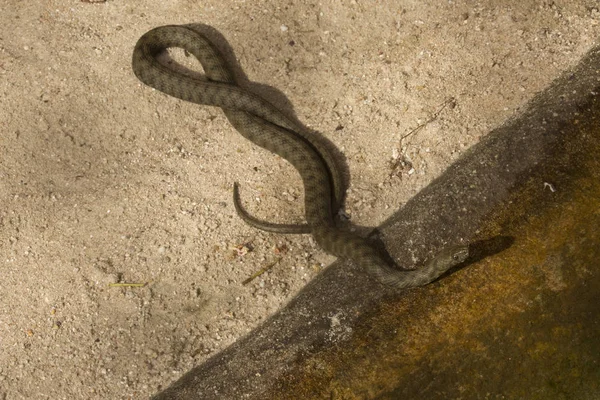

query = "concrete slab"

[{"left": 153, "top": 29, "right": 600, "bottom": 400}]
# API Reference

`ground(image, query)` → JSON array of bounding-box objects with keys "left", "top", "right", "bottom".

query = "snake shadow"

[
  {"left": 441, "top": 235, "right": 515, "bottom": 278},
  {"left": 163, "top": 23, "right": 351, "bottom": 209}
]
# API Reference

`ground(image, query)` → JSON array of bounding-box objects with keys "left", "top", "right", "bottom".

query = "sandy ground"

[{"left": 1, "top": 1, "right": 599, "bottom": 398}]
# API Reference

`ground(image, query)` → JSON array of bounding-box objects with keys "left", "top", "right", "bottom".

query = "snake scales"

[{"left": 132, "top": 24, "right": 469, "bottom": 289}]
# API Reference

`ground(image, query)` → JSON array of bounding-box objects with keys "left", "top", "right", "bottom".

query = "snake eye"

[{"left": 452, "top": 248, "right": 468, "bottom": 262}]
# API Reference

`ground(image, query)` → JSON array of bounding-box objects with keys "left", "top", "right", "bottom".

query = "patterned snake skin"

[{"left": 132, "top": 24, "right": 469, "bottom": 288}]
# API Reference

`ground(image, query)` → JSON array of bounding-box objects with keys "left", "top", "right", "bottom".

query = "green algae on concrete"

[{"left": 266, "top": 98, "right": 600, "bottom": 400}]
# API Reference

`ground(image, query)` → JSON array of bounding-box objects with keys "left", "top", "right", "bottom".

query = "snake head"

[
  {"left": 453, "top": 245, "right": 470, "bottom": 263},
  {"left": 436, "top": 244, "right": 470, "bottom": 269}
]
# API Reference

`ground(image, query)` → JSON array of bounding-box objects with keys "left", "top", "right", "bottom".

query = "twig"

[
  {"left": 400, "top": 97, "right": 456, "bottom": 143},
  {"left": 242, "top": 258, "right": 282, "bottom": 285},
  {"left": 108, "top": 282, "right": 147, "bottom": 288},
  {"left": 389, "top": 97, "right": 456, "bottom": 178}
]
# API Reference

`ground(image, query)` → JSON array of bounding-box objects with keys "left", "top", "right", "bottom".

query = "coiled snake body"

[{"left": 132, "top": 25, "right": 468, "bottom": 289}]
